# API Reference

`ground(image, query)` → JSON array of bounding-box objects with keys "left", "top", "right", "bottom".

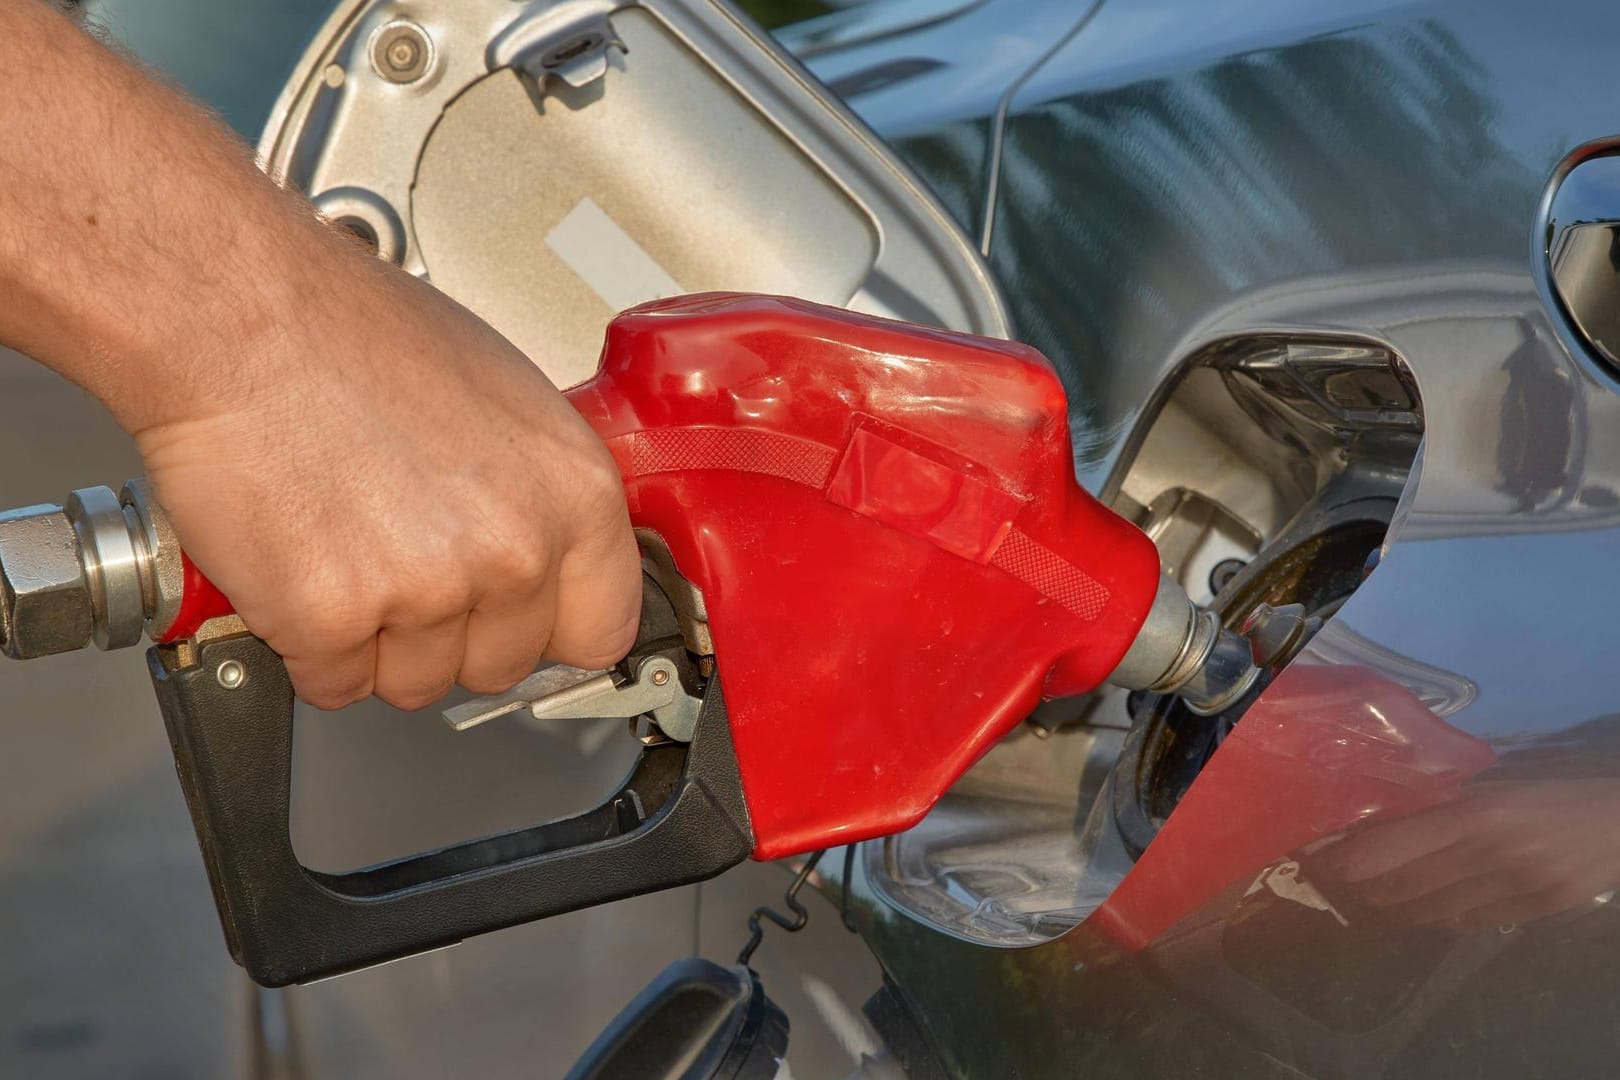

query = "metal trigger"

[{"left": 441, "top": 654, "right": 701, "bottom": 742}]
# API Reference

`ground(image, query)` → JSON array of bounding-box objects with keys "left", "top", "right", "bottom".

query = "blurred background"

[{"left": 0, "top": 1, "right": 883, "bottom": 1075}]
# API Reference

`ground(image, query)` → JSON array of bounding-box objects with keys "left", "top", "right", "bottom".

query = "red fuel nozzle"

[
  {"left": 565, "top": 293, "right": 1256, "bottom": 857},
  {"left": 0, "top": 294, "right": 1255, "bottom": 860}
]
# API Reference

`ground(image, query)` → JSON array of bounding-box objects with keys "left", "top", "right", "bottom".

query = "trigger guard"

[{"left": 150, "top": 633, "right": 753, "bottom": 986}]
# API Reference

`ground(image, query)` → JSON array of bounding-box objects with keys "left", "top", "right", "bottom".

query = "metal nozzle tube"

[
  {"left": 65, "top": 485, "right": 149, "bottom": 650},
  {"left": 1106, "top": 574, "right": 1259, "bottom": 715},
  {"left": 0, "top": 482, "right": 184, "bottom": 660}
]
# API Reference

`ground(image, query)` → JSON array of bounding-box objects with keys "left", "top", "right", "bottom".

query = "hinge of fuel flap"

[{"left": 488, "top": 0, "right": 627, "bottom": 92}]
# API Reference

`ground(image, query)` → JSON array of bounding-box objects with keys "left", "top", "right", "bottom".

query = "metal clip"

[
  {"left": 442, "top": 654, "right": 701, "bottom": 742},
  {"left": 1245, "top": 860, "right": 1349, "bottom": 927},
  {"left": 486, "top": 1, "right": 626, "bottom": 92},
  {"left": 638, "top": 530, "right": 712, "bottom": 656}
]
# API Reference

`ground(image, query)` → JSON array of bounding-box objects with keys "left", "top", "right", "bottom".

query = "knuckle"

[
  {"left": 300, "top": 675, "right": 373, "bottom": 711},
  {"left": 380, "top": 686, "right": 443, "bottom": 712},
  {"left": 460, "top": 650, "right": 534, "bottom": 693},
  {"left": 393, "top": 580, "right": 475, "bottom": 627},
  {"left": 460, "top": 637, "right": 543, "bottom": 696},
  {"left": 282, "top": 588, "right": 380, "bottom": 651},
  {"left": 332, "top": 685, "right": 373, "bottom": 710},
  {"left": 479, "top": 535, "right": 551, "bottom": 591},
  {"left": 571, "top": 454, "right": 630, "bottom": 524},
  {"left": 460, "top": 663, "right": 531, "bottom": 697},
  {"left": 549, "top": 630, "right": 636, "bottom": 672},
  {"left": 299, "top": 617, "right": 375, "bottom": 658},
  {"left": 376, "top": 663, "right": 456, "bottom": 711},
  {"left": 351, "top": 557, "right": 472, "bottom": 628},
  {"left": 576, "top": 445, "right": 625, "bottom": 497},
  {"left": 298, "top": 687, "right": 338, "bottom": 709},
  {"left": 598, "top": 619, "right": 642, "bottom": 667}
]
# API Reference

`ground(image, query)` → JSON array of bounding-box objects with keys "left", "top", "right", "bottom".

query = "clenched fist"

[{"left": 136, "top": 267, "right": 642, "bottom": 709}]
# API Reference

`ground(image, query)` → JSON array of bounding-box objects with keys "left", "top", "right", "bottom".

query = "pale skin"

[{"left": 0, "top": 1, "right": 643, "bottom": 708}]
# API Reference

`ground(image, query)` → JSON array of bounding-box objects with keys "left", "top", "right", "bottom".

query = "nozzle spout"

[{"left": 1105, "top": 574, "right": 1259, "bottom": 715}]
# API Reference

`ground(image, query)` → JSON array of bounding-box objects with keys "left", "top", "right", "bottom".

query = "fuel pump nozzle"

[
  {"left": 0, "top": 482, "right": 1256, "bottom": 717},
  {"left": 0, "top": 293, "right": 1266, "bottom": 985}
]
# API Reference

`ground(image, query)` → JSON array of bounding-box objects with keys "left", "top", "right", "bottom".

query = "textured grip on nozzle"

[{"left": 1106, "top": 574, "right": 1259, "bottom": 714}]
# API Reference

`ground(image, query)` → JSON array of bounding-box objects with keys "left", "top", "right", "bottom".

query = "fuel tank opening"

[
  {"left": 864, "top": 333, "right": 1422, "bottom": 947},
  {"left": 1112, "top": 512, "right": 1391, "bottom": 857},
  {"left": 1103, "top": 572, "right": 1260, "bottom": 716},
  {"left": 1105, "top": 334, "right": 1421, "bottom": 854}
]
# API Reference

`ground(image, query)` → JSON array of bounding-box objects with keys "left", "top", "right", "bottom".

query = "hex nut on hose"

[{"left": 0, "top": 507, "right": 94, "bottom": 659}]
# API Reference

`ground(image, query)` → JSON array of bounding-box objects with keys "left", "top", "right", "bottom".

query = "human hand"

[
  {"left": 0, "top": 0, "right": 640, "bottom": 710},
  {"left": 132, "top": 251, "right": 642, "bottom": 710}
]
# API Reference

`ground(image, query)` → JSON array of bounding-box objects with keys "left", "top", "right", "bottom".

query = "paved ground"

[{"left": 0, "top": 350, "right": 883, "bottom": 1077}]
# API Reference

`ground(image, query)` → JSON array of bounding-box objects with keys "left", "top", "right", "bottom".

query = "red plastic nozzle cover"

[{"left": 567, "top": 294, "right": 1161, "bottom": 859}]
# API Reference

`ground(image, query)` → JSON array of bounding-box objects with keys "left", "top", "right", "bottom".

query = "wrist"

[
  {"left": 112, "top": 203, "right": 353, "bottom": 436},
  {"left": 0, "top": 1, "right": 366, "bottom": 435}
]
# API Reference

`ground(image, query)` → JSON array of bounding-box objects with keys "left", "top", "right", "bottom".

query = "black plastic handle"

[{"left": 149, "top": 630, "right": 753, "bottom": 987}]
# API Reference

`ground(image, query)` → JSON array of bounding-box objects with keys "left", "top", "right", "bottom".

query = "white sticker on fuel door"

[{"left": 544, "top": 197, "right": 685, "bottom": 312}]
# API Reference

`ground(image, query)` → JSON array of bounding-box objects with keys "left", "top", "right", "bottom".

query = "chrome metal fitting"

[
  {"left": 1106, "top": 574, "right": 1260, "bottom": 715},
  {"left": 0, "top": 504, "right": 95, "bottom": 659},
  {"left": 370, "top": 21, "right": 434, "bottom": 84},
  {"left": 0, "top": 482, "right": 185, "bottom": 660},
  {"left": 120, "top": 479, "right": 185, "bottom": 636},
  {"left": 65, "top": 485, "right": 149, "bottom": 650},
  {"left": 216, "top": 659, "right": 248, "bottom": 691},
  {"left": 1241, "top": 601, "right": 1320, "bottom": 670}
]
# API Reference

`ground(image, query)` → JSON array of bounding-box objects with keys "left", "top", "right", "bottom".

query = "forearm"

[
  {"left": 0, "top": 0, "right": 354, "bottom": 433},
  {"left": 0, "top": 1, "right": 642, "bottom": 708}
]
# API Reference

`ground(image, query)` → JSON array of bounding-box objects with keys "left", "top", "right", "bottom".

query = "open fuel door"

[{"left": 258, "top": 0, "right": 1009, "bottom": 389}]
